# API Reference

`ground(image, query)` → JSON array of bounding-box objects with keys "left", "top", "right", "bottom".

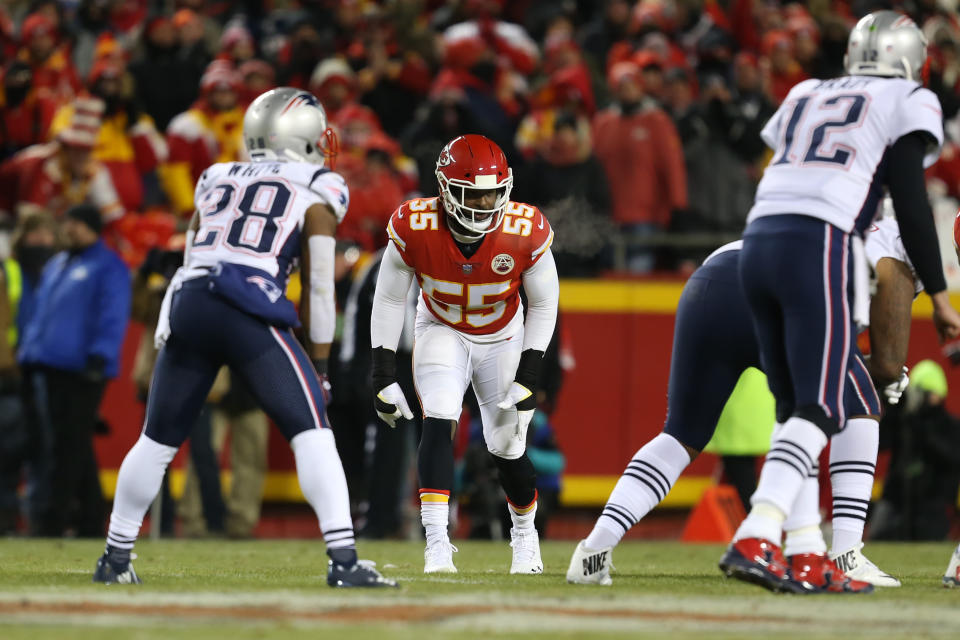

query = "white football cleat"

[
  {"left": 566, "top": 539, "right": 613, "bottom": 586},
  {"left": 423, "top": 537, "right": 458, "bottom": 574},
  {"left": 943, "top": 543, "right": 960, "bottom": 588},
  {"left": 509, "top": 527, "right": 543, "bottom": 574},
  {"left": 829, "top": 543, "right": 901, "bottom": 587}
]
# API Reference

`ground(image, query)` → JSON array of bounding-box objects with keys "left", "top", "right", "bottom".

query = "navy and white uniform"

[
  {"left": 663, "top": 229, "right": 911, "bottom": 451},
  {"left": 740, "top": 75, "right": 942, "bottom": 432},
  {"left": 145, "top": 160, "right": 348, "bottom": 446}
]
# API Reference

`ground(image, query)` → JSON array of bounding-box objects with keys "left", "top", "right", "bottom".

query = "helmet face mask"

[
  {"left": 243, "top": 87, "right": 338, "bottom": 166},
  {"left": 435, "top": 135, "right": 513, "bottom": 239},
  {"left": 844, "top": 11, "right": 928, "bottom": 82}
]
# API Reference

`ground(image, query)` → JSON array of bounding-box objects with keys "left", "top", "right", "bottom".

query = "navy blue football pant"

[
  {"left": 663, "top": 244, "right": 880, "bottom": 452},
  {"left": 144, "top": 279, "right": 329, "bottom": 448},
  {"left": 739, "top": 215, "right": 880, "bottom": 436}
]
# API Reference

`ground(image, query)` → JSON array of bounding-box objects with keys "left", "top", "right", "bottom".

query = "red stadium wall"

[{"left": 94, "top": 279, "right": 960, "bottom": 506}]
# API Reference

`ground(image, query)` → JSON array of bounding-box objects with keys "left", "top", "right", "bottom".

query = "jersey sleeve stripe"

[
  {"left": 531, "top": 228, "right": 554, "bottom": 259},
  {"left": 308, "top": 168, "right": 331, "bottom": 189},
  {"left": 387, "top": 218, "right": 406, "bottom": 251}
]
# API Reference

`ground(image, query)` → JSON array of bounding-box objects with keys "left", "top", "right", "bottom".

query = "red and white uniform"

[
  {"left": 386, "top": 196, "right": 553, "bottom": 338},
  {"left": 371, "top": 195, "right": 558, "bottom": 458}
]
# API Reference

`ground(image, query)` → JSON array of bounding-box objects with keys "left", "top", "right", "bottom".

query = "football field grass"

[{"left": 0, "top": 539, "right": 957, "bottom": 639}]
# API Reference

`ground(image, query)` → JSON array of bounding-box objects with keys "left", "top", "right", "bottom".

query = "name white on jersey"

[
  {"left": 185, "top": 160, "right": 349, "bottom": 280},
  {"left": 749, "top": 76, "right": 943, "bottom": 234}
]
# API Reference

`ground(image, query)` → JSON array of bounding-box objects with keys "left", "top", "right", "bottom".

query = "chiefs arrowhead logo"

[
  {"left": 491, "top": 253, "right": 515, "bottom": 275},
  {"left": 437, "top": 148, "right": 453, "bottom": 167}
]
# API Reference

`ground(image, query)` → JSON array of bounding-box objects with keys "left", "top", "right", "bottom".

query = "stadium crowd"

[{"left": 1, "top": 0, "right": 960, "bottom": 537}]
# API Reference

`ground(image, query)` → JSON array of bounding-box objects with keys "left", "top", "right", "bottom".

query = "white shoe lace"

[
  {"left": 510, "top": 528, "right": 539, "bottom": 564},
  {"left": 425, "top": 538, "right": 457, "bottom": 564}
]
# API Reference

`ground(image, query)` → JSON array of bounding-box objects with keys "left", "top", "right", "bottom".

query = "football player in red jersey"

[{"left": 370, "top": 134, "right": 559, "bottom": 574}]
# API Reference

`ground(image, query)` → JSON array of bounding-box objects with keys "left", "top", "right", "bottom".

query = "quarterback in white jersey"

[
  {"left": 568, "top": 214, "right": 920, "bottom": 589},
  {"left": 750, "top": 75, "right": 943, "bottom": 234},
  {"left": 94, "top": 88, "right": 395, "bottom": 588},
  {"left": 722, "top": 11, "right": 960, "bottom": 594}
]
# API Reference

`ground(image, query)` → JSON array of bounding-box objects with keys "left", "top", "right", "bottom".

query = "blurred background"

[{"left": 0, "top": 0, "right": 959, "bottom": 544}]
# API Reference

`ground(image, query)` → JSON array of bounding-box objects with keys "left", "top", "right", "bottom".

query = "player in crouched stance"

[
  {"left": 370, "top": 134, "right": 558, "bottom": 574},
  {"left": 93, "top": 88, "right": 395, "bottom": 587}
]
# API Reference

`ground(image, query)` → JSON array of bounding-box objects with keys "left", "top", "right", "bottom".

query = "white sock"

[
  {"left": 783, "top": 468, "right": 826, "bottom": 556},
  {"left": 508, "top": 498, "right": 537, "bottom": 531},
  {"left": 106, "top": 435, "right": 177, "bottom": 551},
  {"left": 829, "top": 417, "right": 878, "bottom": 553},
  {"left": 420, "top": 497, "right": 450, "bottom": 545},
  {"left": 291, "top": 428, "right": 355, "bottom": 550},
  {"left": 585, "top": 433, "right": 690, "bottom": 550},
  {"left": 734, "top": 417, "right": 827, "bottom": 543}
]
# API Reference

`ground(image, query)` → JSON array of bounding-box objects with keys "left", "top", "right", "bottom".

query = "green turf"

[{"left": 0, "top": 539, "right": 958, "bottom": 639}]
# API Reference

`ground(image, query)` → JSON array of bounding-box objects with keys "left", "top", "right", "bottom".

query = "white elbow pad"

[{"left": 308, "top": 235, "right": 337, "bottom": 344}]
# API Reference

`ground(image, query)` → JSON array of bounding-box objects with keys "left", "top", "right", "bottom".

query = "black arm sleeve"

[{"left": 887, "top": 130, "right": 946, "bottom": 296}]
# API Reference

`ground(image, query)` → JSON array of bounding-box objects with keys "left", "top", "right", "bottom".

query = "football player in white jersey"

[
  {"left": 566, "top": 212, "right": 918, "bottom": 591},
  {"left": 721, "top": 11, "right": 960, "bottom": 592},
  {"left": 93, "top": 88, "right": 395, "bottom": 588}
]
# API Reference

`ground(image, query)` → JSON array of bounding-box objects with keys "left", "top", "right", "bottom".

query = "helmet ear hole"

[{"left": 305, "top": 143, "right": 313, "bottom": 154}]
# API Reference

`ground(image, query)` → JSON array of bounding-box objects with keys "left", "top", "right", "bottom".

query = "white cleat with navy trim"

[
  {"left": 830, "top": 543, "right": 901, "bottom": 587},
  {"left": 566, "top": 539, "right": 612, "bottom": 586}
]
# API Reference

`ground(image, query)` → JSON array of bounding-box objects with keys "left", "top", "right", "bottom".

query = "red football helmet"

[{"left": 435, "top": 134, "right": 513, "bottom": 238}]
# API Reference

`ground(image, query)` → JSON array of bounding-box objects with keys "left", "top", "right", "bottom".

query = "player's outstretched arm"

[
  {"left": 868, "top": 257, "right": 915, "bottom": 385},
  {"left": 869, "top": 257, "right": 916, "bottom": 403},
  {"left": 370, "top": 242, "right": 415, "bottom": 428},
  {"left": 300, "top": 203, "right": 338, "bottom": 391},
  {"left": 887, "top": 131, "right": 960, "bottom": 343}
]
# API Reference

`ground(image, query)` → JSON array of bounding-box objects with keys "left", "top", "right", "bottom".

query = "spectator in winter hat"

[
  {"left": 0, "top": 97, "right": 123, "bottom": 223},
  {"left": 49, "top": 60, "right": 167, "bottom": 213},
  {"left": 17, "top": 13, "right": 81, "bottom": 106},
  {"left": 160, "top": 61, "right": 243, "bottom": 217}
]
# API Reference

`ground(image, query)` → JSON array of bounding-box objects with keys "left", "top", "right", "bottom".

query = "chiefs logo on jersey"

[
  {"left": 386, "top": 196, "right": 553, "bottom": 335},
  {"left": 491, "top": 253, "right": 515, "bottom": 275}
]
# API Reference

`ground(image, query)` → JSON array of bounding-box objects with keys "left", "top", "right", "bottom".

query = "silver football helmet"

[
  {"left": 243, "top": 87, "right": 338, "bottom": 165},
  {"left": 845, "top": 11, "right": 928, "bottom": 82}
]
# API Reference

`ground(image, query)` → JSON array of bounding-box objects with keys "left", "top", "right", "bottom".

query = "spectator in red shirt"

[
  {"left": 160, "top": 61, "right": 244, "bottom": 218},
  {"left": 592, "top": 61, "right": 687, "bottom": 272},
  {"left": 0, "top": 97, "right": 123, "bottom": 225},
  {"left": 50, "top": 60, "right": 167, "bottom": 213},
  {"left": 237, "top": 59, "right": 276, "bottom": 108},
  {"left": 309, "top": 58, "right": 382, "bottom": 132},
  {"left": 17, "top": 13, "right": 81, "bottom": 107},
  {"left": 763, "top": 30, "right": 808, "bottom": 105},
  {"left": 0, "top": 61, "right": 56, "bottom": 159},
  {"left": 337, "top": 132, "right": 407, "bottom": 251},
  {"left": 217, "top": 24, "right": 255, "bottom": 66}
]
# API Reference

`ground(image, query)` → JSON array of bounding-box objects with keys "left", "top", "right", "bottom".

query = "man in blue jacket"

[{"left": 19, "top": 204, "right": 131, "bottom": 536}]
